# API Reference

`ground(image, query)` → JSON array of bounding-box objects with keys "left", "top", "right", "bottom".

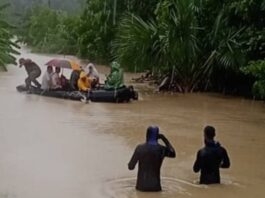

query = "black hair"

[{"left": 204, "top": 125, "right": 216, "bottom": 140}]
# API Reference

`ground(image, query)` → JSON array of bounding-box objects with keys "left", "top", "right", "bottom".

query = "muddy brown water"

[{"left": 0, "top": 46, "right": 265, "bottom": 198}]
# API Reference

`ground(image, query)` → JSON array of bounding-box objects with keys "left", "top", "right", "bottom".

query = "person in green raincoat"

[{"left": 104, "top": 61, "right": 124, "bottom": 90}]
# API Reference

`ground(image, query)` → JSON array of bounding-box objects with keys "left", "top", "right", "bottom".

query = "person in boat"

[
  {"left": 104, "top": 61, "right": 124, "bottom": 90},
  {"left": 51, "top": 67, "right": 62, "bottom": 90},
  {"left": 18, "top": 58, "right": 41, "bottom": 90},
  {"left": 128, "top": 126, "right": 176, "bottom": 192},
  {"left": 78, "top": 71, "right": 92, "bottom": 92},
  {"left": 41, "top": 66, "right": 53, "bottom": 90},
  {"left": 85, "top": 63, "right": 100, "bottom": 88},
  {"left": 70, "top": 69, "right": 81, "bottom": 91},
  {"left": 193, "top": 126, "right": 230, "bottom": 184}
]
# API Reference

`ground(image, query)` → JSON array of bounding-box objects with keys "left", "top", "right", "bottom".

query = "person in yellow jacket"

[{"left": 78, "top": 71, "right": 92, "bottom": 92}]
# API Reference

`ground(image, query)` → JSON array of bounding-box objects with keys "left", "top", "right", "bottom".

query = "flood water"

[{"left": 0, "top": 47, "right": 265, "bottom": 198}]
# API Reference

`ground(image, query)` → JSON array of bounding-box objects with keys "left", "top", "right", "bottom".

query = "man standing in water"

[
  {"left": 128, "top": 126, "right": 176, "bottom": 191},
  {"left": 193, "top": 126, "right": 230, "bottom": 184},
  {"left": 19, "top": 58, "right": 41, "bottom": 90}
]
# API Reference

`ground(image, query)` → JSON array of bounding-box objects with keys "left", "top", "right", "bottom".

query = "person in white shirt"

[
  {"left": 51, "top": 67, "right": 62, "bottom": 90},
  {"left": 41, "top": 66, "right": 53, "bottom": 90}
]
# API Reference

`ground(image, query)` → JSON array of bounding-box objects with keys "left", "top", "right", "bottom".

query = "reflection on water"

[
  {"left": 103, "top": 176, "right": 245, "bottom": 198},
  {"left": 0, "top": 46, "right": 265, "bottom": 198},
  {"left": 103, "top": 177, "right": 206, "bottom": 198}
]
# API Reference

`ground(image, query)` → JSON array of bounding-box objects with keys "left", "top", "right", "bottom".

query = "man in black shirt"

[
  {"left": 193, "top": 126, "right": 230, "bottom": 184},
  {"left": 128, "top": 126, "right": 176, "bottom": 191}
]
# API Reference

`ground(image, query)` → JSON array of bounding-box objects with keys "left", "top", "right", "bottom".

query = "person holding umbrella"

[
  {"left": 45, "top": 59, "right": 81, "bottom": 91},
  {"left": 19, "top": 58, "right": 42, "bottom": 90}
]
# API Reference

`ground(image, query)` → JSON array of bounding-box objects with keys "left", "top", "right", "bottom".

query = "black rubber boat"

[{"left": 16, "top": 85, "right": 138, "bottom": 103}]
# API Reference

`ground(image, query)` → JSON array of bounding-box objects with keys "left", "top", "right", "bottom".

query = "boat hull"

[{"left": 16, "top": 85, "right": 138, "bottom": 103}]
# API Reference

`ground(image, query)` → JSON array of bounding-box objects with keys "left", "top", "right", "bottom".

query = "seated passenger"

[
  {"left": 104, "top": 61, "right": 124, "bottom": 90},
  {"left": 41, "top": 66, "right": 53, "bottom": 90},
  {"left": 60, "top": 74, "right": 70, "bottom": 90},
  {"left": 85, "top": 63, "right": 100, "bottom": 88},
  {"left": 51, "top": 67, "right": 62, "bottom": 90},
  {"left": 78, "top": 71, "right": 92, "bottom": 92},
  {"left": 70, "top": 70, "right": 81, "bottom": 91}
]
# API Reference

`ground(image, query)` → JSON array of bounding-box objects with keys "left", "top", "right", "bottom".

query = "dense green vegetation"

[
  {"left": 18, "top": 6, "right": 80, "bottom": 54},
  {"left": 4, "top": 0, "right": 265, "bottom": 98},
  {"left": 114, "top": 0, "right": 265, "bottom": 95},
  {"left": 0, "top": 3, "right": 19, "bottom": 71},
  {"left": 242, "top": 60, "right": 265, "bottom": 99}
]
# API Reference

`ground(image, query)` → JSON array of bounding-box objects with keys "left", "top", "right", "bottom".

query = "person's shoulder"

[
  {"left": 196, "top": 147, "right": 206, "bottom": 155},
  {"left": 135, "top": 143, "right": 148, "bottom": 150},
  {"left": 132, "top": 144, "right": 141, "bottom": 153},
  {"left": 219, "top": 144, "right": 228, "bottom": 153},
  {"left": 214, "top": 141, "right": 226, "bottom": 150},
  {"left": 136, "top": 143, "right": 145, "bottom": 148},
  {"left": 158, "top": 144, "right": 170, "bottom": 151},
  {"left": 25, "top": 59, "right": 32, "bottom": 63}
]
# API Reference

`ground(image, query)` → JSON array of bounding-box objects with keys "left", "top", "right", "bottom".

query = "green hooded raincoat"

[{"left": 104, "top": 62, "right": 124, "bottom": 89}]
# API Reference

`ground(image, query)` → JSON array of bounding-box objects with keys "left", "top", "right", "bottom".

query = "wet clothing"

[
  {"left": 51, "top": 72, "right": 62, "bottom": 89},
  {"left": 78, "top": 72, "right": 92, "bottom": 92},
  {"left": 25, "top": 70, "right": 41, "bottom": 89},
  {"left": 22, "top": 59, "right": 41, "bottom": 89},
  {"left": 41, "top": 71, "right": 52, "bottom": 90},
  {"left": 23, "top": 59, "right": 41, "bottom": 75},
  {"left": 84, "top": 63, "right": 99, "bottom": 80},
  {"left": 69, "top": 70, "right": 81, "bottom": 91},
  {"left": 86, "top": 64, "right": 100, "bottom": 88},
  {"left": 193, "top": 140, "right": 230, "bottom": 184},
  {"left": 128, "top": 129, "right": 175, "bottom": 192},
  {"left": 104, "top": 62, "right": 124, "bottom": 90}
]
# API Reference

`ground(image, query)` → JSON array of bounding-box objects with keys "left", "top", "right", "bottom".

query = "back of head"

[
  {"left": 204, "top": 125, "right": 216, "bottom": 140},
  {"left": 146, "top": 126, "right": 159, "bottom": 144}
]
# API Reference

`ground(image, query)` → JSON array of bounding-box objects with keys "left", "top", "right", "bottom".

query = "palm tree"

[
  {"left": 114, "top": 0, "right": 201, "bottom": 92},
  {"left": 114, "top": 0, "right": 245, "bottom": 92}
]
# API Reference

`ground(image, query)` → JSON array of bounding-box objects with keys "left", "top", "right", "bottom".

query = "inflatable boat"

[{"left": 16, "top": 85, "right": 138, "bottom": 103}]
